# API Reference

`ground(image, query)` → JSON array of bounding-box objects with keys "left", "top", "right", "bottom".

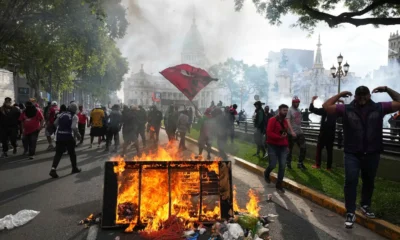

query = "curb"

[{"left": 185, "top": 135, "right": 400, "bottom": 240}]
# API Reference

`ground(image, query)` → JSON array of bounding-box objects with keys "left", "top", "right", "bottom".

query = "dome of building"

[{"left": 182, "top": 18, "right": 205, "bottom": 54}]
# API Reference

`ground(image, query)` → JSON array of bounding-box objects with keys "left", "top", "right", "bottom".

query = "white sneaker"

[
  {"left": 345, "top": 213, "right": 356, "bottom": 229},
  {"left": 263, "top": 152, "right": 268, "bottom": 158}
]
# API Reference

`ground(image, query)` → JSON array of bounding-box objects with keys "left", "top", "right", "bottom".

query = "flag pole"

[{"left": 189, "top": 99, "right": 202, "bottom": 118}]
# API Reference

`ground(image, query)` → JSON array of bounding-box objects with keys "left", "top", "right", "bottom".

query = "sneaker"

[
  {"left": 71, "top": 168, "right": 82, "bottom": 174},
  {"left": 264, "top": 170, "right": 271, "bottom": 184},
  {"left": 345, "top": 213, "right": 356, "bottom": 229},
  {"left": 360, "top": 205, "right": 375, "bottom": 219},
  {"left": 286, "top": 164, "right": 292, "bottom": 170},
  {"left": 47, "top": 145, "right": 54, "bottom": 151},
  {"left": 263, "top": 152, "right": 268, "bottom": 158},
  {"left": 88, "top": 144, "right": 93, "bottom": 149},
  {"left": 1, "top": 152, "right": 8, "bottom": 158},
  {"left": 13, "top": 147, "right": 17, "bottom": 154},
  {"left": 49, "top": 169, "right": 59, "bottom": 178},
  {"left": 276, "top": 184, "right": 285, "bottom": 193},
  {"left": 29, "top": 155, "right": 35, "bottom": 160},
  {"left": 311, "top": 165, "right": 320, "bottom": 169},
  {"left": 22, "top": 150, "right": 28, "bottom": 156},
  {"left": 298, "top": 164, "right": 307, "bottom": 170}
]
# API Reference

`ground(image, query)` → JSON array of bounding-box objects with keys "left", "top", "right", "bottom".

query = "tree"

[
  {"left": 209, "top": 58, "right": 269, "bottom": 104},
  {"left": 234, "top": 0, "right": 400, "bottom": 32},
  {"left": 0, "top": 0, "right": 129, "bottom": 101}
]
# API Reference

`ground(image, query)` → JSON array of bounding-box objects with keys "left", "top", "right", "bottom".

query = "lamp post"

[
  {"left": 330, "top": 53, "right": 350, "bottom": 94},
  {"left": 240, "top": 85, "right": 245, "bottom": 110}
]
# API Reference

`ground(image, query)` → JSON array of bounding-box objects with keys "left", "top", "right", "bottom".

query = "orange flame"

[
  {"left": 112, "top": 144, "right": 222, "bottom": 232},
  {"left": 233, "top": 186, "right": 261, "bottom": 217}
]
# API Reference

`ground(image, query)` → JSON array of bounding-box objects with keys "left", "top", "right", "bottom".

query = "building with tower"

[
  {"left": 123, "top": 11, "right": 230, "bottom": 112},
  {"left": 292, "top": 35, "right": 338, "bottom": 104}
]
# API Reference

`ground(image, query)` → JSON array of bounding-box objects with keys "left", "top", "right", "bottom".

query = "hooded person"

[
  {"left": 105, "top": 104, "right": 122, "bottom": 152},
  {"left": 286, "top": 96, "right": 307, "bottom": 170},
  {"left": 0, "top": 97, "right": 22, "bottom": 157},
  {"left": 136, "top": 105, "right": 147, "bottom": 147},
  {"left": 147, "top": 105, "right": 163, "bottom": 142},
  {"left": 49, "top": 103, "right": 81, "bottom": 178},
  {"left": 323, "top": 85, "right": 400, "bottom": 228},
  {"left": 89, "top": 104, "right": 105, "bottom": 148},
  {"left": 121, "top": 105, "right": 140, "bottom": 157}
]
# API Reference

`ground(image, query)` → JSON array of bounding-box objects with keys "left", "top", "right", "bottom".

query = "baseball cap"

[
  {"left": 51, "top": 101, "right": 58, "bottom": 106},
  {"left": 355, "top": 86, "right": 370, "bottom": 96}
]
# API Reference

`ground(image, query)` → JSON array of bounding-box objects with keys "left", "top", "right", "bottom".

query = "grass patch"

[{"left": 187, "top": 129, "right": 400, "bottom": 225}]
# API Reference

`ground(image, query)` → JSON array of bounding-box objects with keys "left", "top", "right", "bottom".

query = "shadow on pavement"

[
  {"left": 0, "top": 177, "right": 65, "bottom": 206},
  {"left": 58, "top": 199, "right": 101, "bottom": 216},
  {"left": 74, "top": 166, "right": 102, "bottom": 183}
]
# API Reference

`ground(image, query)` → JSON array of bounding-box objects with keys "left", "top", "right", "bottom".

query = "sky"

[{"left": 116, "top": 0, "right": 400, "bottom": 99}]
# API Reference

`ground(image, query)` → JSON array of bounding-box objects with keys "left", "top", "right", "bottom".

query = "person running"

[
  {"left": 77, "top": 105, "right": 89, "bottom": 146},
  {"left": 121, "top": 105, "right": 139, "bottom": 157},
  {"left": 177, "top": 109, "right": 189, "bottom": 151},
  {"left": 45, "top": 101, "right": 59, "bottom": 150},
  {"left": 147, "top": 105, "right": 163, "bottom": 142},
  {"left": 253, "top": 101, "right": 266, "bottom": 158},
  {"left": 19, "top": 101, "right": 44, "bottom": 159},
  {"left": 105, "top": 104, "right": 122, "bottom": 153},
  {"left": 89, "top": 104, "right": 105, "bottom": 148},
  {"left": 264, "top": 104, "right": 290, "bottom": 193},
  {"left": 301, "top": 108, "right": 312, "bottom": 127},
  {"left": 323, "top": 86, "right": 400, "bottom": 228},
  {"left": 310, "top": 96, "right": 341, "bottom": 171},
  {"left": 0, "top": 97, "right": 21, "bottom": 157},
  {"left": 49, "top": 103, "right": 81, "bottom": 178},
  {"left": 286, "top": 96, "right": 307, "bottom": 170},
  {"left": 136, "top": 106, "right": 147, "bottom": 147}
]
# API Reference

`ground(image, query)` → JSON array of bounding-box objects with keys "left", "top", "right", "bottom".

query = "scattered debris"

[
  {"left": 78, "top": 213, "right": 101, "bottom": 229},
  {"left": 0, "top": 210, "right": 40, "bottom": 231},
  {"left": 267, "top": 194, "right": 272, "bottom": 202}
]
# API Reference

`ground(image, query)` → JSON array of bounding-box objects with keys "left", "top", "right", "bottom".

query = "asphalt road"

[{"left": 0, "top": 129, "right": 385, "bottom": 240}]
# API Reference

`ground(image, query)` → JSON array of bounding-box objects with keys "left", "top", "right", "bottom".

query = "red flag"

[
  {"left": 160, "top": 64, "right": 217, "bottom": 101},
  {"left": 152, "top": 92, "right": 161, "bottom": 102}
]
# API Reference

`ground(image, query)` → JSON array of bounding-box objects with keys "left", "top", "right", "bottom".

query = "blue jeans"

[
  {"left": 265, "top": 145, "right": 288, "bottom": 182},
  {"left": 344, "top": 153, "right": 380, "bottom": 213}
]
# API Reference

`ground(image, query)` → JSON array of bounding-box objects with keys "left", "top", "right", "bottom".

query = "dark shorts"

[
  {"left": 45, "top": 124, "right": 56, "bottom": 137},
  {"left": 123, "top": 131, "right": 137, "bottom": 143},
  {"left": 90, "top": 127, "right": 104, "bottom": 137}
]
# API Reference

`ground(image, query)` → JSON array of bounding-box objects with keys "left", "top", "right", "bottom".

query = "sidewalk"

[{"left": 186, "top": 129, "right": 400, "bottom": 240}]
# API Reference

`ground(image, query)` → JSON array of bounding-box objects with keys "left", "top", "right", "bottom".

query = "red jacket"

[{"left": 266, "top": 116, "right": 289, "bottom": 146}]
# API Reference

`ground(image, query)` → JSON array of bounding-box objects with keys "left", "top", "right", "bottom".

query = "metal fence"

[{"left": 233, "top": 119, "right": 400, "bottom": 155}]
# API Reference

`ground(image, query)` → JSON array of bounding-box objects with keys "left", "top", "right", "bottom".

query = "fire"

[
  {"left": 112, "top": 144, "right": 222, "bottom": 232},
  {"left": 233, "top": 186, "right": 261, "bottom": 217}
]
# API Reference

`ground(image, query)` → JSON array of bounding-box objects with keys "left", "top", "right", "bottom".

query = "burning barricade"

[{"left": 98, "top": 144, "right": 274, "bottom": 239}]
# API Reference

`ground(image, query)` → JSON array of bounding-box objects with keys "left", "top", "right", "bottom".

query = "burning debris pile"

[{"left": 100, "top": 143, "right": 275, "bottom": 240}]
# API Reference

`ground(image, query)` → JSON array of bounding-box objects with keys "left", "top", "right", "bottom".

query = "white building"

[
  {"left": 0, "top": 69, "right": 15, "bottom": 102},
  {"left": 124, "top": 14, "right": 230, "bottom": 112}
]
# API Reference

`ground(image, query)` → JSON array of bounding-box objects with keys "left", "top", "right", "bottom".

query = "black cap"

[
  {"left": 4, "top": 97, "right": 11, "bottom": 102},
  {"left": 355, "top": 86, "right": 370, "bottom": 96}
]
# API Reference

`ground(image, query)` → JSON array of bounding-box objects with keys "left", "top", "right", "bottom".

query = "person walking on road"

[
  {"left": 105, "top": 104, "right": 122, "bottom": 153},
  {"left": 121, "top": 105, "right": 140, "bottom": 157},
  {"left": 49, "top": 103, "right": 81, "bottom": 178},
  {"left": 89, "top": 104, "right": 105, "bottom": 148},
  {"left": 0, "top": 97, "right": 21, "bottom": 157},
  {"left": 264, "top": 104, "right": 290, "bottom": 193},
  {"left": 177, "top": 109, "right": 189, "bottom": 151},
  {"left": 253, "top": 101, "right": 266, "bottom": 158},
  {"left": 77, "top": 105, "right": 89, "bottom": 146},
  {"left": 137, "top": 106, "right": 147, "bottom": 148},
  {"left": 19, "top": 101, "right": 44, "bottom": 159},
  {"left": 264, "top": 105, "right": 274, "bottom": 157},
  {"left": 286, "top": 96, "right": 307, "bottom": 170},
  {"left": 147, "top": 105, "right": 163, "bottom": 142},
  {"left": 45, "top": 101, "right": 59, "bottom": 150},
  {"left": 323, "top": 86, "right": 400, "bottom": 229},
  {"left": 309, "top": 96, "right": 341, "bottom": 171}
]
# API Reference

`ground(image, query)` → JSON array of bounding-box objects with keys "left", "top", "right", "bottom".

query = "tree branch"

[{"left": 302, "top": 3, "right": 400, "bottom": 27}]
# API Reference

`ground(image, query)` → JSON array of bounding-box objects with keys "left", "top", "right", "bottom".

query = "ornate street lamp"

[{"left": 331, "top": 53, "right": 350, "bottom": 94}]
